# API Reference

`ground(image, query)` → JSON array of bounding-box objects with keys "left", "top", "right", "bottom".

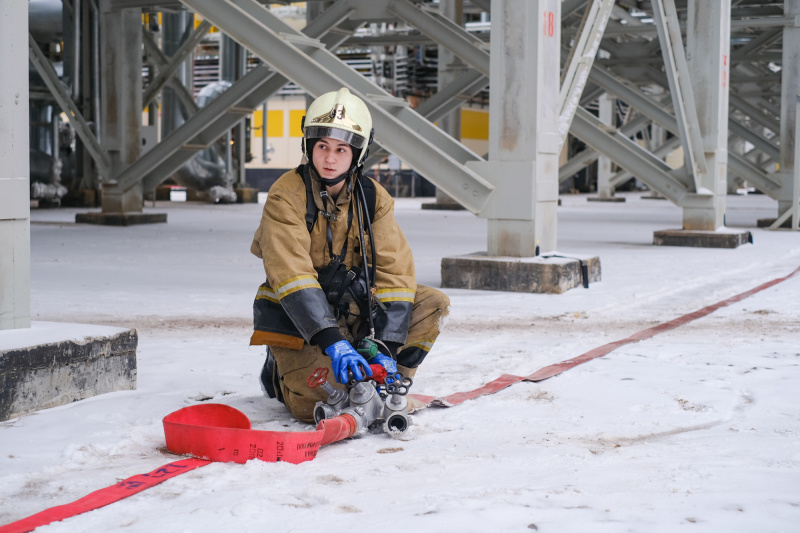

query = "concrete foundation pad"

[
  {"left": 653, "top": 229, "right": 753, "bottom": 248},
  {"left": 421, "top": 202, "right": 466, "bottom": 211},
  {"left": 75, "top": 212, "right": 167, "bottom": 226},
  {"left": 0, "top": 322, "right": 138, "bottom": 421},
  {"left": 235, "top": 187, "right": 260, "bottom": 204},
  {"left": 441, "top": 252, "right": 601, "bottom": 294},
  {"left": 587, "top": 196, "right": 626, "bottom": 203},
  {"left": 757, "top": 217, "right": 797, "bottom": 229}
]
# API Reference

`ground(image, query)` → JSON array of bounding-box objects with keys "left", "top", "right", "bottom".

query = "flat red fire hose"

[{"left": 2, "top": 265, "right": 798, "bottom": 533}]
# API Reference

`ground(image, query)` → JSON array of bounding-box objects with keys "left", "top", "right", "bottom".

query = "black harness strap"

[{"left": 299, "top": 164, "right": 376, "bottom": 234}]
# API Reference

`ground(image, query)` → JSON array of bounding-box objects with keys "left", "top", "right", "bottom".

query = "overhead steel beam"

[
  {"left": 590, "top": 65, "right": 679, "bottom": 134},
  {"left": 570, "top": 106, "right": 690, "bottom": 204},
  {"left": 732, "top": 27, "right": 782, "bottom": 60},
  {"left": 651, "top": 0, "right": 708, "bottom": 187},
  {"left": 142, "top": 19, "right": 211, "bottom": 109},
  {"left": 305, "top": 0, "right": 354, "bottom": 44},
  {"left": 563, "top": 0, "right": 587, "bottom": 19},
  {"left": 729, "top": 93, "right": 780, "bottom": 134},
  {"left": 180, "top": 0, "right": 493, "bottom": 213},
  {"left": 386, "top": 0, "right": 490, "bottom": 77},
  {"left": 728, "top": 118, "right": 780, "bottom": 161},
  {"left": 141, "top": 28, "right": 198, "bottom": 116},
  {"left": 728, "top": 151, "right": 781, "bottom": 195},
  {"left": 609, "top": 136, "right": 683, "bottom": 188},
  {"left": 115, "top": 0, "right": 357, "bottom": 193},
  {"left": 557, "top": 0, "right": 615, "bottom": 150},
  {"left": 470, "top": 0, "right": 491, "bottom": 12},
  {"left": 559, "top": 114, "right": 653, "bottom": 182},
  {"left": 116, "top": 65, "right": 281, "bottom": 192},
  {"left": 28, "top": 33, "right": 111, "bottom": 177},
  {"left": 415, "top": 69, "right": 488, "bottom": 123},
  {"left": 363, "top": 69, "right": 489, "bottom": 169}
]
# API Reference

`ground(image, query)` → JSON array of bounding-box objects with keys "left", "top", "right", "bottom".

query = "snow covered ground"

[{"left": 2, "top": 191, "right": 799, "bottom": 532}]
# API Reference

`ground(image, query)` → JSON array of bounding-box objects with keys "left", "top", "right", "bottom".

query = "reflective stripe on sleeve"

[
  {"left": 406, "top": 339, "right": 434, "bottom": 352},
  {"left": 256, "top": 285, "right": 280, "bottom": 303},
  {"left": 375, "top": 287, "right": 415, "bottom": 303},
  {"left": 275, "top": 275, "right": 321, "bottom": 299}
]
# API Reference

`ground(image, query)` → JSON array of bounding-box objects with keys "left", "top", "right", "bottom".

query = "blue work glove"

[
  {"left": 325, "top": 340, "right": 373, "bottom": 384},
  {"left": 370, "top": 352, "right": 397, "bottom": 374}
]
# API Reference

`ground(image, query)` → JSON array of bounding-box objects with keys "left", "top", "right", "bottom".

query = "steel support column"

[
  {"left": 0, "top": 0, "right": 30, "bottom": 330},
  {"left": 596, "top": 93, "right": 616, "bottom": 198},
  {"left": 682, "top": 0, "right": 731, "bottom": 230},
  {"left": 99, "top": 3, "right": 143, "bottom": 213},
  {"left": 468, "top": 0, "right": 561, "bottom": 256},
  {"left": 776, "top": 0, "right": 800, "bottom": 223}
]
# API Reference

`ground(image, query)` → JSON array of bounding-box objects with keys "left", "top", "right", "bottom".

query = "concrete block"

[
  {"left": 0, "top": 323, "right": 137, "bottom": 421},
  {"left": 587, "top": 196, "right": 626, "bottom": 203},
  {"left": 421, "top": 201, "right": 466, "bottom": 211},
  {"left": 653, "top": 229, "right": 753, "bottom": 248},
  {"left": 235, "top": 187, "right": 260, "bottom": 204},
  {"left": 75, "top": 212, "right": 167, "bottom": 226},
  {"left": 757, "top": 217, "right": 797, "bottom": 229},
  {"left": 441, "top": 252, "right": 601, "bottom": 294}
]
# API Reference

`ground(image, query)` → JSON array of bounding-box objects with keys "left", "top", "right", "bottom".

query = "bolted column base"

[
  {"left": 653, "top": 229, "right": 753, "bottom": 248},
  {"left": 441, "top": 252, "right": 601, "bottom": 294},
  {"left": 0, "top": 323, "right": 137, "bottom": 421}
]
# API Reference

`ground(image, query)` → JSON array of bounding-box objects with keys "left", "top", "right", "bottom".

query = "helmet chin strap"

[{"left": 311, "top": 162, "right": 358, "bottom": 188}]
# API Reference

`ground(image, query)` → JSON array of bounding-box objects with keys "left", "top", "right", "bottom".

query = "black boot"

[{"left": 259, "top": 347, "right": 284, "bottom": 404}]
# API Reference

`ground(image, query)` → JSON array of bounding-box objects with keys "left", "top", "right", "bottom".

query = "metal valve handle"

[
  {"left": 384, "top": 373, "right": 413, "bottom": 396},
  {"left": 307, "top": 367, "right": 329, "bottom": 388}
]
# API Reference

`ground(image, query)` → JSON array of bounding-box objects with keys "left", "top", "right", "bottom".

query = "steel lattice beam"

[
  {"left": 28, "top": 33, "right": 110, "bottom": 177},
  {"left": 179, "top": 0, "right": 493, "bottom": 213},
  {"left": 651, "top": 0, "right": 708, "bottom": 186}
]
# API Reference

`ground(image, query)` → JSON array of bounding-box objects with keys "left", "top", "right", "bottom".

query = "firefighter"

[{"left": 250, "top": 87, "right": 450, "bottom": 423}]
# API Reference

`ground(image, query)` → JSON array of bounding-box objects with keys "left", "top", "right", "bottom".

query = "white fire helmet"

[{"left": 302, "top": 87, "right": 374, "bottom": 166}]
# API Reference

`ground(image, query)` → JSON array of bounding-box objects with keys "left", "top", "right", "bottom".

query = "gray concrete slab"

[
  {"left": 0, "top": 322, "right": 137, "bottom": 421},
  {"left": 441, "top": 252, "right": 601, "bottom": 294},
  {"left": 75, "top": 212, "right": 167, "bottom": 226},
  {"left": 653, "top": 228, "right": 753, "bottom": 248}
]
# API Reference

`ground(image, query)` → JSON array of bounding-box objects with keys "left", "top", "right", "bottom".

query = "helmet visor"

[{"left": 304, "top": 126, "right": 367, "bottom": 149}]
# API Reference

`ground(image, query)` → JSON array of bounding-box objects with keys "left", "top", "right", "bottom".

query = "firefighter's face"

[{"left": 313, "top": 137, "right": 353, "bottom": 180}]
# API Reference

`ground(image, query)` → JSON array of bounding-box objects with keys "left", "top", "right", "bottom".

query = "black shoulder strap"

[
  {"left": 299, "top": 164, "right": 377, "bottom": 234},
  {"left": 358, "top": 173, "right": 377, "bottom": 224},
  {"left": 298, "top": 164, "right": 317, "bottom": 233}
]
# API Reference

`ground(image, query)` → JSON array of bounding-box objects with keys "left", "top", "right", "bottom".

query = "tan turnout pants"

[{"left": 270, "top": 284, "right": 450, "bottom": 422}]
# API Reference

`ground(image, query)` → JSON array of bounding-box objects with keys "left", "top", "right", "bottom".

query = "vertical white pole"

[{"left": 0, "top": 0, "right": 31, "bottom": 330}]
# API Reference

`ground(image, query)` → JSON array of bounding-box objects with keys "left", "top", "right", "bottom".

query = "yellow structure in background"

[
  {"left": 248, "top": 98, "right": 491, "bottom": 169},
  {"left": 461, "top": 108, "right": 489, "bottom": 140}
]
